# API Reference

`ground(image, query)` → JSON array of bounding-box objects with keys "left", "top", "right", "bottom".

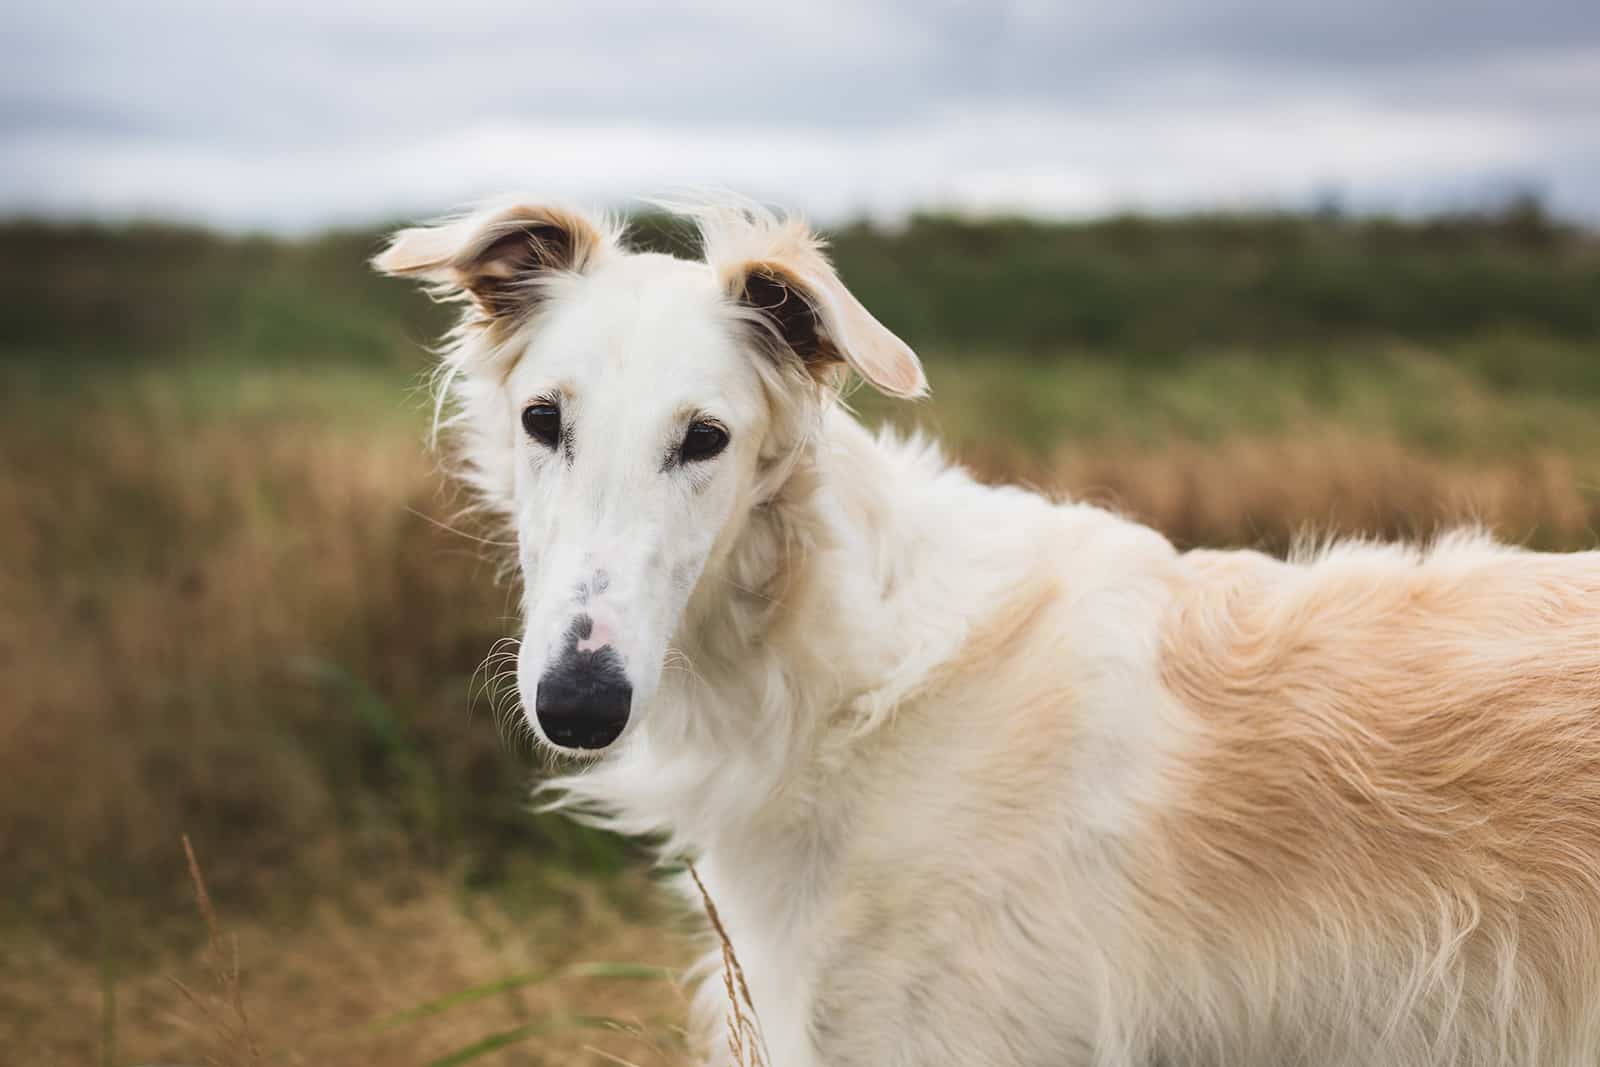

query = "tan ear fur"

[
  {"left": 373, "top": 202, "right": 612, "bottom": 318},
  {"left": 697, "top": 205, "right": 928, "bottom": 399}
]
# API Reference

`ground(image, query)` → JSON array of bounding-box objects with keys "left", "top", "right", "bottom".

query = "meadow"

[{"left": 3, "top": 202, "right": 1599, "bottom": 1065}]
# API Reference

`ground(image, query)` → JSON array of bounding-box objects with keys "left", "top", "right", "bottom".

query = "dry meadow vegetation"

[{"left": 2, "top": 208, "right": 1598, "bottom": 1064}]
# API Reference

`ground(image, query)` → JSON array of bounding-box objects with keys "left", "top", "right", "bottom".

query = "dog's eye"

[
  {"left": 680, "top": 420, "right": 729, "bottom": 463},
  {"left": 521, "top": 402, "right": 561, "bottom": 448}
]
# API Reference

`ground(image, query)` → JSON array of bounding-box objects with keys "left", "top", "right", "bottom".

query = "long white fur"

[{"left": 376, "top": 197, "right": 1600, "bottom": 1066}]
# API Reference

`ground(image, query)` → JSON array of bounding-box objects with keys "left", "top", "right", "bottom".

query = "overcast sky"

[{"left": 4, "top": 1, "right": 1598, "bottom": 230}]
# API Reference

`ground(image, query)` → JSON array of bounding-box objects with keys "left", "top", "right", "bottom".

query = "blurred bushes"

[
  {"left": 826, "top": 207, "right": 1600, "bottom": 359},
  {"left": 0, "top": 221, "right": 450, "bottom": 369},
  {"left": 5, "top": 200, "right": 1597, "bottom": 374},
  {"left": 0, "top": 386, "right": 631, "bottom": 957}
]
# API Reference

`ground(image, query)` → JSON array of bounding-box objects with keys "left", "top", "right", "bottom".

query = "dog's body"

[{"left": 377, "top": 198, "right": 1600, "bottom": 1066}]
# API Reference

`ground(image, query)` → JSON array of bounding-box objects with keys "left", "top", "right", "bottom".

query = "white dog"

[{"left": 376, "top": 198, "right": 1600, "bottom": 1066}]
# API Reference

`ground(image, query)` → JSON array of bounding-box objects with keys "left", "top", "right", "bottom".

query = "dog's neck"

[
  {"left": 542, "top": 407, "right": 958, "bottom": 858},
  {"left": 543, "top": 403, "right": 1062, "bottom": 877}
]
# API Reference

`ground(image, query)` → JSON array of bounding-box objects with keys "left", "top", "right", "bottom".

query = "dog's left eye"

[
  {"left": 680, "top": 420, "right": 729, "bottom": 463},
  {"left": 521, "top": 402, "right": 561, "bottom": 448}
]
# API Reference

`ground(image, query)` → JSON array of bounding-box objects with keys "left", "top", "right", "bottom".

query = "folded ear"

[
  {"left": 703, "top": 208, "right": 927, "bottom": 399},
  {"left": 372, "top": 202, "right": 613, "bottom": 318}
]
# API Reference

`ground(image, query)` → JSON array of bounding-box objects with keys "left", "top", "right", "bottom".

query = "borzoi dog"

[{"left": 376, "top": 198, "right": 1600, "bottom": 1066}]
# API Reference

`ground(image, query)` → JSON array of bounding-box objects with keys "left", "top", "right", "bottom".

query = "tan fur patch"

[
  {"left": 373, "top": 202, "right": 612, "bottom": 320},
  {"left": 693, "top": 202, "right": 928, "bottom": 398},
  {"left": 1155, "top": 535, "right": 1600, "bottom": 1044},
  {"left": 945, "top": 572, "right": 1065, "bottom": 684}
]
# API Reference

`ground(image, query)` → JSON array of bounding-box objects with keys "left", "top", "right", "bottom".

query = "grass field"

[{"left": 3, "top": 206, "right": 1599, "bottom": 1065}]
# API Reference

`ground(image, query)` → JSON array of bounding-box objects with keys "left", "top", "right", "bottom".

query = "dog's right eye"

[{"left": 521, "top": 403, "right": 561, "bottom": 448}]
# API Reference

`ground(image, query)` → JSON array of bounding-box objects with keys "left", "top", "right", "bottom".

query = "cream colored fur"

[{"left": 377, "top": 197, "right": 1600, "bottom": 1067}]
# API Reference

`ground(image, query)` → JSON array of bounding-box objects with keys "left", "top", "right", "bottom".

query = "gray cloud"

[{"left": 3, "top": 1, "right": 1596, "bottom": 227}]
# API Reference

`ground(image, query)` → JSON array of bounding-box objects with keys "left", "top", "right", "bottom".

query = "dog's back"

[{"left": 1146, "top": 533, "right": 1600, "bottom": 1062}]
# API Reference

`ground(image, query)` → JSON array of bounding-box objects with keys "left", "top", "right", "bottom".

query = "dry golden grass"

[
  {"left": 689, "top": 865, "right": 770, "bottom": 1067},
  {"left": 981, "top": 431, "right": 1600, "bottom": 555},
  {"left": 171, "top": 834, "right": 263, "bottom": 1065},
  {"left": 6, "top": 847, "right": 784, "bottom": 1067},
  {"left": 0, "top": 387, "right": 532, "bottom": 945},
  {"left": 5, "top": 863, "right": 693, "bottom": 1066}
]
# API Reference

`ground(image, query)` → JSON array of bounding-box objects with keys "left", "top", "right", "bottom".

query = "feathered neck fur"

[{"left": 539, "top": 403, "right": 1041, "bottom": 865}]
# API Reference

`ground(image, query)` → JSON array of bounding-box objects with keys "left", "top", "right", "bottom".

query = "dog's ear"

[
  {"left": 373, "top": 203, "right": 612, "bottom": 319},
  {"left": 705, "top": 209, "right": 927, "bottom": 399}
]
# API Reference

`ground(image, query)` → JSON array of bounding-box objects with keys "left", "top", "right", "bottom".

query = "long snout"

[{"left": 534, "top": 614, "right": 633, "bottom": 750}]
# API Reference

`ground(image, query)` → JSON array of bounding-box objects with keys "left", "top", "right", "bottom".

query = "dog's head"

[{"left": 376, "top": 198, "right": 924, "bottom": 754}]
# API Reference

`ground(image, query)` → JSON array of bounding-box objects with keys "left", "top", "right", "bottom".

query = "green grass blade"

[
  {"left": 425, "top": 1015, "right": 626, "bottom": 1067},
  {"left": 361, "top": 970, "right": 556, "bottom": 1032},
  {"left": 567, "top": 962, "right": 675, "bottom": 980},
  {"left": 362, "top": 962, "right": 674, "bottom": 1032},
  {"left": 293, "top": 656, "right": 445, "bottom": 835}
]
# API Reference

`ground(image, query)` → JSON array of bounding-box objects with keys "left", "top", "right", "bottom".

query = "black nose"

[{"left": 534, "top": 656, "right": 632, "bottom": 750}]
